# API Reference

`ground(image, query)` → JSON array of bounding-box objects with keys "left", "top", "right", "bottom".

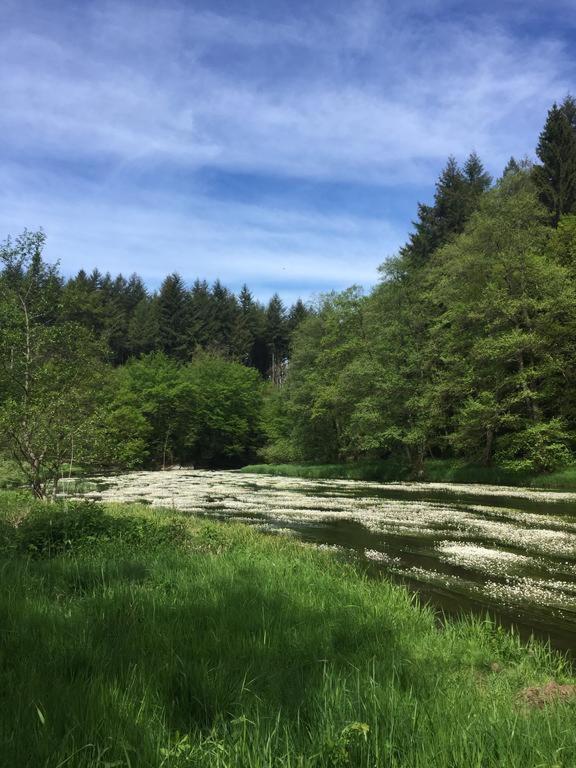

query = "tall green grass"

[
  {"left": 243, "top": 458, "right": 576, "bottom": 490},
  {"left": 242, "top": 459, "right": 411, "bottom": 483},
  {"left": 0, "top": 493, "right": 575, "bottom": 767}
]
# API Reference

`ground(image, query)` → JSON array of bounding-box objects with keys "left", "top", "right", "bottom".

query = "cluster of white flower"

[
  {"left": 482, "top": 577, "right": 576, "bottom": 610},
  {"left": 364, "top": 549, "right": 401, "bottom": 564},
  {"left": 437, "top": 541, "right": 532, "bottom": 574},
  {"left": 79, "top": 468, "right": 576, "bottom": 615}
]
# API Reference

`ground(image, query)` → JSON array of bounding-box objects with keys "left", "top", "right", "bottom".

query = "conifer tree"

[
  {"left": 561, "top": 94, "right": 576, "bottom": 130},
  {"left": 128, "top": 296, "right": 160, "bottom": 356},
  {"left": 266, "top": 294, "right": 289, "bottom": 385},
  {"left": 503, "top": 157, "right": 521, "bottom": 177},
  {"left": 463, "top": 152, "right": 492, "bottom": 202},
  {"left": 402, "top": 155, "right": 489, "bottom": 266},
  {"left": 158, "top": 273, "right": 190, "bottom": 360},
  {"left": 233, "top": 285, "right": 264, "bottom": 366},
  {"left": 211, "top": 280, "right": 240, "bottom": 356},
  {"left": 287, "top": 298, "right": 309, "bottom": 335},
  {"left": 533, "top": 99, "right": 576, "bottom": 225},
  {"left": 188, "top": 279, "right": 215, "bottom": 349}
]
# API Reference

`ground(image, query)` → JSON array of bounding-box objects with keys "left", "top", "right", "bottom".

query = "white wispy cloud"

[
  {"left": 0, "top": 165, "right": 401, "bottom": 301},
  {"left": 0, "top": 0, "right": 574, "bottom": 297}
]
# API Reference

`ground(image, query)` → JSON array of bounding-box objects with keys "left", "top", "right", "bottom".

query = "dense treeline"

[
  {"left": 62, "top": 267, "right": 308, "bottom": 376},
  {"left": 0, "top": 235, "right": 309, "bottom": 495},
  {"left": 265, "top": 96, "right": 576, "bottom": 475},
  {"left": 2, "top": 96, "right": 576, "bottom": 496}
]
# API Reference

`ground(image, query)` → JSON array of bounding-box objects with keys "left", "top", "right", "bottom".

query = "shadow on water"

[
  {"left": 200, "top": 506, "right": 576, "bottom": 659},
  {"left": 82, "top": 469, "right": 576, "bottom": 659}
]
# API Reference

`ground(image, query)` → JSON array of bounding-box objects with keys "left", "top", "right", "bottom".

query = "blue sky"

[{"left": 1, "top": 0, "right": 575, "bottom": 303}]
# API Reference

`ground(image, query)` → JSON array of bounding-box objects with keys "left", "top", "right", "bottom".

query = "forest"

[{"left": 1, "top": 96, "right": 576, "bottom": 496}]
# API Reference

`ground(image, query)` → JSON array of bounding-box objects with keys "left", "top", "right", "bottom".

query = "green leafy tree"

[
  {"left": 183, "top": 353, "right": 265, "bottom": 466},
  {"left": 547, "top": 214, "right": 576, "bottom": 273},
  {"left": 112, "top": 353, "right": 190, "bottom": 468},
  {"left": 429, "top": 171, "right": 576, "bottom": 467},
  {"left": 0, "top": 232, "right": 106, "bottom": 497}
]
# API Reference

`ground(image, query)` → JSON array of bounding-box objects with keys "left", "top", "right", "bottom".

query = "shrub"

[
  {"left": 495, "top": 419, "right": 574, "bottom": 473},
  {"left": 15, "top": 501, "right": 110, "bottom": 555},
  {"left": 12, "top": 501, "right": 189, "bottom": 556}
]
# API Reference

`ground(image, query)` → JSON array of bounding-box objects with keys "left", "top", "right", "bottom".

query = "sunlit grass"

[{"left": 0, "top": 493, "right": 575, "bottom": 767}]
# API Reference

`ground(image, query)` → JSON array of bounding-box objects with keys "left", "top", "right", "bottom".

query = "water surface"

[{"left": 73, "top": 469, "right": 576, "bottom": 655}]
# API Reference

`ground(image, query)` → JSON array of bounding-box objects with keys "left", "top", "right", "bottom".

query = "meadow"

[{"left": 1, "top": 491, "right": 575, "bottom": 767}]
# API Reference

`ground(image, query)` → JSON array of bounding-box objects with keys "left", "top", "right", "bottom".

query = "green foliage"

[
  {"left": 0, "top": 231, "right": 110, "bottom": 497},
  {"left": 267, "top": 159, "right": 576, "bottom": 476},
  {"left": 243, "top": 458, "right": 412, "bottom": 482},
  {"left": 14, "top": 501, "right": 110, "bottom": 555},
  {"left": 107, "top": 351, "right": 265, "bottom": 468},
  {"left": 495, "top": 418, "right": 573, "bottom": 473},
  {"left": 1, "top": 498, "right": 190, "bottom": 556},
  {"left": 401, "top": 153, "right": 491, "bottom": 265},
  {"left": 547, "top": 214, "right": 576, "bottom": 274}
]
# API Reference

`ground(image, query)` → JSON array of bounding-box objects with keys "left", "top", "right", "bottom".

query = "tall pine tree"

[
  {"left": 533, "top": 98, "right": 576, "bottom": 225},
  {"left": 158, "top": 273, "right": 190, "bottom": 361}
]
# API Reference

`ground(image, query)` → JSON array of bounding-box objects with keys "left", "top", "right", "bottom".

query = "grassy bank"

[
  {"left": 1, "top": 493, "right": 575, "bottom": 767},
  {"left": 242, "top": 458, "right": 576, "bottom": 490}
]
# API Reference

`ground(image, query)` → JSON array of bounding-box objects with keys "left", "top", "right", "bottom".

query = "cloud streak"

[{"left": 0, "top": 0, "right": 574, "bottom": 299}]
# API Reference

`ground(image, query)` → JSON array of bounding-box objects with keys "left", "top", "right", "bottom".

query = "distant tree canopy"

[
  {"left": 265, "top": 97, "right": 576, "bottom": 474},
  {"left": 3, "top": 96, "right": 576, "bottom": 494},
  {"left": 60, "top": 263, "right": 311, "bottom": 374},
  {"left": 0, "top": 232, "right": 310, "bottom": 493}
]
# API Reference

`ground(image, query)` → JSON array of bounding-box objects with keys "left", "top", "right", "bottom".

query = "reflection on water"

[{"left": 73, "top": 469, "right": 576, "bottom": 655}]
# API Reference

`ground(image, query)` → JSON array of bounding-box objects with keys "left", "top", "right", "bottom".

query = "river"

[{"left": 73, "top": 469, "right": 576, "bottom": 655}]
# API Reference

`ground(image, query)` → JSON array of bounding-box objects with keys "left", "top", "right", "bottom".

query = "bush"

[
  {"left": 11, "top": 501, "right": 189, "bottom": 556},
  {"left": 495, "top": 419, "right": 574, "bottom": 473},
  {"left": 15, "top": 501, "right": 110, "bottom": 555}
]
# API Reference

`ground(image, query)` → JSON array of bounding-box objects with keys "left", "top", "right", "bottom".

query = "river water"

[{"left": 75, "top": 469, "right": 576, "bottom": 655}]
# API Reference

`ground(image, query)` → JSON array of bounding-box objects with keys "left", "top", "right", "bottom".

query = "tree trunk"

[{"left": 482, "top": 427, "right": 494, "bottom": 466}]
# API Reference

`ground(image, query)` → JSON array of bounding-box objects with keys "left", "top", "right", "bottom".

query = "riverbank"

[
  {"left": 1, "top": 492, "right": 575, "bottom": 767},
  {"left": 242, "top": 458, "right": 576, "bottom": 490}
]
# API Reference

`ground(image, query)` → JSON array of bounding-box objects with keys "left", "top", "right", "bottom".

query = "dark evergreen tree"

[
  {"left": 188, "top": 279, "right": 216, "bottom": 349},
  {"left": 533, "top": 99, "right": 576, "bottom": 225},
  {"left": 503, "top": 157, "right": 521, "bottom": 177},
  {"left": 232, "top": 284, "right": 265, "bottom": 366},
  {"left": 210, "top": 280, "right": 240, "bottom": 356},
  {"left": 62, "top": 269, "right": 107, "bottom": 337},
  {"left": 287, "top": 298, "right": 309, "bottom": 336},
  {"left": 266, "top": 294, "right": 289, "bottom": 385},
  {"left": 463, "top": 152, "right": 492, "bottom": 201},
  {"left": 401, "top": 155, "right": 489, "bottom": 266},
  {"left": 561, "top": 94, "right": 576, "bottom": 131},
  {"left": 158, "top": 273, "right": 190, "bottom": 360},
  {"left": 128, "top": 296, "right": 160, "bottom": 356}
]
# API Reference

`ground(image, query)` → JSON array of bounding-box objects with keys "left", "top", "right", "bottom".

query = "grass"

[
  {"left": 242, "top": 459, "right": 412, "bottom": 483},
  {"left": 242, "top": 458, "right": 576, "bottom": 490},
  {"left": 1, "top": 492, "right": 575, "bottom": 767}
]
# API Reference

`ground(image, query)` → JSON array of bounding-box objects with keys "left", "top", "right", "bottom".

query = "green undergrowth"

[
  {"left": 243, "top": 458, "right": 576, "bottom": 490},
  {"left": 242, "top": 460, "right": 412, "bottom": 483},
  {"left": 0, "top": 491, "right": 575, "bottom": 767}
]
